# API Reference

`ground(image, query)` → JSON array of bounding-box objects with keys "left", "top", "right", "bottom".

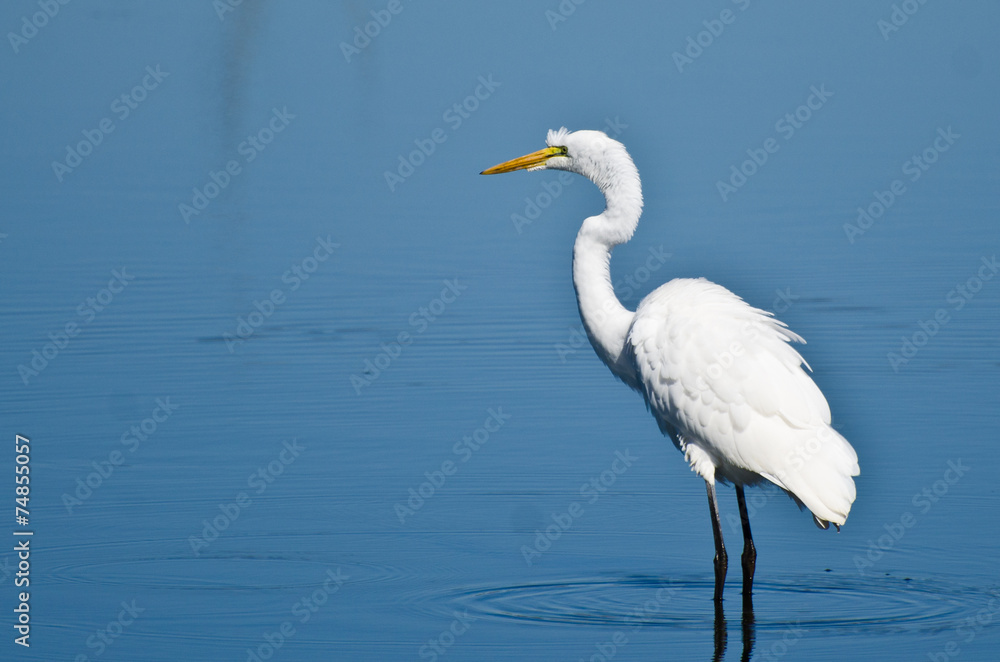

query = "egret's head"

[
  {"left": 481, "top": 127, "right": 626, "bottom": 180},
  {"left": 482, "top": 127, "right": 643, "bottom": 244}
]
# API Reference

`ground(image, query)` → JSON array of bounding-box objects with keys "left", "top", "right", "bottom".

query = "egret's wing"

[{"left": 627, "top": 278, "right": 859, "bottom": 524}]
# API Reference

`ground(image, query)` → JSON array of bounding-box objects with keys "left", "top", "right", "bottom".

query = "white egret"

[{"left": 482, "top": 128, "right": 859, "bottom": 601}]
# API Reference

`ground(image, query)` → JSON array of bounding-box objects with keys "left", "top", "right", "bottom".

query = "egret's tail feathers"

[{"left": 761, "top": 425, "right": 859, "bottom": 527}]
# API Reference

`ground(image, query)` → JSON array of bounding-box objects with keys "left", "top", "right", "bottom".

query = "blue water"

[{"left": 2, "top": 1, "right": 999, "bottom": 660}]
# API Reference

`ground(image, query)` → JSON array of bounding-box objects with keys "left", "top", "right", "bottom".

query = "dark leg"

[
  {"left": 705, "top": 481, "right": 727, "bottom": 603},
  {"left": 735, "top": 485, "right": 756, "bottom": 589},
  {"left": 735, "top": 485, "right": 756, "bottom": 661}
]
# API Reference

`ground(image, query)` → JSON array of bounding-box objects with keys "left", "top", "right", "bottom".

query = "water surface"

[{"left": 1, "top": 1, "right": 999, "bottom": 660}]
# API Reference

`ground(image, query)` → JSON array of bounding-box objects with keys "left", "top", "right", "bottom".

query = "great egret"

[{"left": 482, "top": 128, "right": 859, "bottom": 602}]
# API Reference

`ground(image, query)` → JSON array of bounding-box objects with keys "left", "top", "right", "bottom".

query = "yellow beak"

[{"left": 481, "top": 146, "right": 566, "bottom": 175}]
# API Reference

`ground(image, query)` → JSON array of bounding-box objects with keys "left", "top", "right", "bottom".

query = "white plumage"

[
  {"left": 483, "top": 127, "right": 860, "bottom": 598},
  {"left": 628, "top": 278, "right": 858, "bottom": 527}
]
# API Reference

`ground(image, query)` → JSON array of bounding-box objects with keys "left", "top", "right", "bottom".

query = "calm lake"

[{"left": 2, "top": 1, "right": 998, "bottom": 660}]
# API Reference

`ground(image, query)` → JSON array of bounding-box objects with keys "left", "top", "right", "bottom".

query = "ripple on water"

[{"left": 419, "top": 573, "right": 995, "bottom": 635}]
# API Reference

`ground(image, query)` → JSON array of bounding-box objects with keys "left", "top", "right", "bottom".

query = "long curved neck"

[{"left": 571, "top": 166, "right": 643, "bottom": 388}]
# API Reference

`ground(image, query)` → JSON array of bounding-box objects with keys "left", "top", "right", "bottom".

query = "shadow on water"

[
  {"left": 707, "top": 594, "right": 756, "bottom": 662},
  {"left": 416, "top": 572, "right": 997, "bottom": 659}
]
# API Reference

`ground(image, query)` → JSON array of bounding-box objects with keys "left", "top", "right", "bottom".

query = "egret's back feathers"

[{"left": 627, "top": 278, "right": 859, "bottom": 525}]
